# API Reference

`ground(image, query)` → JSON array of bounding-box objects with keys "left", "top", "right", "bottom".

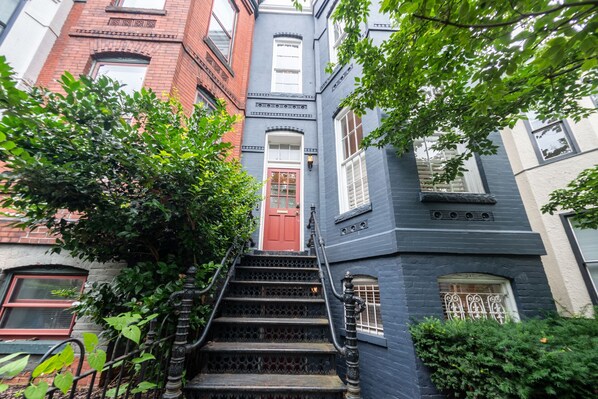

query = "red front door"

[{"left": 263, "top": 168, "right": 300, "bottom": 251}]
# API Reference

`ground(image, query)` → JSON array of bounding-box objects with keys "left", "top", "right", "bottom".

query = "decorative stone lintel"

[
  {"left": 334, "top": 203, "right": 372, "bottom": 224},
  {"left": 419, "top": 192, "right": 497, "bottom": 204}
]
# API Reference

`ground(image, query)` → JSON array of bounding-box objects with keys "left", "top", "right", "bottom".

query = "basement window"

[
  {"left": 353, "top": 276, "right": 383, "bottom": 336},
  {"left": 438, "top": 273, "right": 519, "bottom": 323},
  {"left": 0, "top": 274, "right": 86, "bottom": 337}
]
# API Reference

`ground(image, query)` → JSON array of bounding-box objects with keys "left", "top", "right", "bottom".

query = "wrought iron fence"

[{"left": 26, "top": 318, "right": 174, "bottom": 399}]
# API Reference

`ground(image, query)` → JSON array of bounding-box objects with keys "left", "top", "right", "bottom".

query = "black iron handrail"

[
  {"left": 307, "top": 204, "right": 364, "bottom": 399},
  {"left": 162, "top": 228, "right": 249, "bottom": 399}
]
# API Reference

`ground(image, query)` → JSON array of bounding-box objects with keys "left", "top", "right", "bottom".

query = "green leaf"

[
  {"left": 0, "top": 352, "right": 26, "bottom": 365},
  {"left": 105, "top": 383, "right": 129, "bottom": 398},
  {"left": 122, "top": 325, "right": 141, "bottom": 344},
  {"left": 131, "top": 352, "right": 155, "bottom": 364},
  {"left": 83, "top": 332, "right": 99, "bottom": 353},
  {"left": 32, "top": 354, "right": 60, "bottom": 378},
  {"left": 24, "top": 381, "right": 49, "bottom": 399},
  {"left": 58, "top": 344, "right": 75, "bottom": 367},
  {"left": 54, "top": 371, "right": 74, "bottom": 394},
  {"left": 0, "top": 354, "right": 29, "bottom": 377},
  {"left": 131, "top": 381, "right": 157, "bottom": 394},
  {"left": 87, "top": 349, "right": 106, "bottom": 372},
  {"left": 0, "top": 383, "right": 8, "bottom": 392}
]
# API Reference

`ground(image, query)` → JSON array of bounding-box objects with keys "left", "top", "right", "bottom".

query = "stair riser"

[
  {"left": 235, "top": 269, "right": 319, "bottom": 282},
  {"left": 221, "top": 302, "right": 326, "bottom": 318},
  {"left": 241, "top": 257, "right": 317, "bottom": 269},
  {"left": 201, "top": 353, "right": 337, "bottom": 375},
  {"left": 209, "top": 325, "right": 331, "bottom": 343},
  {"left": 188, "top": 392, "right": 343, "bottom": 399},
  {"left": 227, "top": 284, "right": 323, "bottom": 299}
]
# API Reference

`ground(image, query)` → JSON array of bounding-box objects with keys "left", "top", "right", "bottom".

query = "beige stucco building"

[{"left": 501, "top": 96, "right": 598, "bottom": 315}]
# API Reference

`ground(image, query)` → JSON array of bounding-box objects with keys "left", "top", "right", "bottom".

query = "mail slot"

[{"left": 277, "top": 210, "right": 288, "bottom": 214}]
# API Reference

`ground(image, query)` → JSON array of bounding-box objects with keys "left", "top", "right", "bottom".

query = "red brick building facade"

[{"left": 0, "top": 0, "right": 257, "bottom": 344}]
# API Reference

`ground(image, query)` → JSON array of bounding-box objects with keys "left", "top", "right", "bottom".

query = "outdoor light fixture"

[{"left": 307, "top": 154, "right": 314, "bottom": 171}]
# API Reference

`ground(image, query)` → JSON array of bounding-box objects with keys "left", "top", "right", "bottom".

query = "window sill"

[
  {"left": 341, "top": 330, "right": 387, "bottom": 347},
  {"left": 334, "top": 203, "right": 372, "bottom": 224},
  {"left": 105, "top": 6, "right": 167, "bottom": 16},
  {"left": 0, "top": 340, "right": 63, "bottom": 355},
  {"left": 204, "top": 37, "right": 235, "bottom": 77},
  {"left": 419, "top": 192, "right": 497, "bottom": 204}
]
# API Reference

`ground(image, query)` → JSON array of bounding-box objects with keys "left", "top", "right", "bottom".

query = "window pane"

[
  {"left": 96, "top": 64, "right": 147, "bottom": 95},
  {"left": 196, "top": 88, "right": 217, "bottom": 111},
  {"left": 9, "top": 278, "right": 83, "bottom": 302},
  {"left": 533, "top": 122, "right": 573, "bottom": 160},
  {"left": 570, "top": 224, "right": 598, "bottom": 262},
  {"left": 0, "top": 0, "right": 19, "bottom": 29},
  {"left": 212, "top": 0, "right": 235, "bottom": 34},
  {"left": 0, "top": 307, "right": 74, "bottom": 330},
  {"left": 119, "top": 0, "right": 165, "bottom": 9},
  {"left": 208, "top": 18, "right": 231, "bottom": 60},
  {"left": 353, "top": 279, "right": 383, "bottom": 335}
]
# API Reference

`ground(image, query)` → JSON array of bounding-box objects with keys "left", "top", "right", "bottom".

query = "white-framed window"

[
  {"left": 526, "top": 112, "right": 576, "bottom": 162},
  {"left": 352, "top": 276, "right": 383, "bottom": 336},
  {"left": 413, "top": 132, "right": 484, "bottom": 193},
  {"left": 438, "top": 273, "right": 519, "bottom": 323},
  {"left": 566, "top": 217, "right": 598, "bottom": 298},
  {"left": 271, "top": 38, "right": 302, "bottom": 94},
  {"left": 195, "top": 87, "right": 218, "bottom": 112},
  {"left": 0, "top": 274, "right": 86, "bottom": 337},
  {"left": 327, "top": 8, "right": 346, "bottom": 65},
  {"left": 115, "top": 0, "right": 166, "bottom": 9},
  {"left": 336, "top": 108, "right": 369, "bottom": 212},
  {"left": 207, "top": 0, "right": 237, "bottom": 63},
  {"left": 92, "top": 58, "right": 148, "bottom": 95},
  {"left": 327, "top": 18, "right": 346, "bottom": 64},
  {"left": 268, "top": 143, "right": 302, "bottom": 162}
]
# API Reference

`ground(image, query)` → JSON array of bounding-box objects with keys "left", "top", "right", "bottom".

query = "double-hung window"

[
  {"left": 92, "top": 58, "right": 148, "bottom": 95},
  {"left": 114, "top": 0, "right": 165, "bottom": 9},
  {"left": 353, "top": 276, "right": 383, "bottom": 336},
  {"left": 207, "top": 0, "right": 237, "bottom": 63},
  {"left": 336, "top": 109, "right": 369, "bottom": 212},
  {"left": 271, "top": 38, "right": 302, "bottom": 94},
  {"left": 526, "top": 112, "right": 576, "bottom": 162},
  {"left": 0, "top": 274, "right": 86, "bottom": 336},
  {"left": 327, "top": 9, "right": 346, "bottom": 65},
  {"left": 0, "top": 0, "right": 22, "bottom": 37},
  {"left": 413, "top": 132, "right": 484, "bottom": 193}
]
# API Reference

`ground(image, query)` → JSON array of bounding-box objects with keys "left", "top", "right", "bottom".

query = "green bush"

[
  {"left": 0, "top": 57, "right": 261, "bottom": 325},
  {"left": 410, "top": 316, "right": 598, "bottom": 398}
]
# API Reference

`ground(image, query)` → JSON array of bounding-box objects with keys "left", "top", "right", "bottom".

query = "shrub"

[
  {"left": 0, "top": 57, "right": 261, "bottom": 325},
  {"left": 410, "top": 315, "right": 598, "bottom": 398}
]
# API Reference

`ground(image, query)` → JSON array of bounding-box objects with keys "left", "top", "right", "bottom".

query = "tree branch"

[{"left": 413, "top": 2, "right": 598, "bottom": 29}]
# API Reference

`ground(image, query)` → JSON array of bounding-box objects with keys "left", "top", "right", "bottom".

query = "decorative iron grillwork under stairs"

[{"left": 183, "top": 252, "right": 346, "bottom": 399}]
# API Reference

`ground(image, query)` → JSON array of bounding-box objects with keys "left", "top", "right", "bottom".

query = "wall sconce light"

[{"left": 307, "top": 154, "right": 314, "bottom": 171}]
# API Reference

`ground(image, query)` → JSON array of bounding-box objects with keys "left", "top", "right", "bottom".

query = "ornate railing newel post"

[
  {"left": 343, "top": 271, "right": 362, "bottom": 399},
  {"left": 163, "top": 266, "right": 196, "bottom": 399}
]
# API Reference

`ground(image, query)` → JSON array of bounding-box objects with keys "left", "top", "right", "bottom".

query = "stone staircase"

[{"left": 185, "top": 252, "right": 346, "bottom": 399}]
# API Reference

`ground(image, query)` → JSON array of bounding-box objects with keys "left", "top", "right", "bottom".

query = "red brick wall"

[{"left": 3, "top": 0, "right": 256, "bottom": 244}]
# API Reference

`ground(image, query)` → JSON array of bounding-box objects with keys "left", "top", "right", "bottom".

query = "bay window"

[
  {"left": 92, "top": 58, "right": 148, "bottom": 95},
  {"left": 207, "top": 0, "right": 237, "bottom": 63}
]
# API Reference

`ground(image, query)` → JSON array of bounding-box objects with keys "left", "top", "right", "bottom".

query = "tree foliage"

[
  {"left": 333, "top": 0, "right": 597, "bottom": 183},
  {"left": 542, "top": 164, "right": 598, "bottom": 229},
  {"left": 0, "top": 57, "right": 260, "bottom": 321}
]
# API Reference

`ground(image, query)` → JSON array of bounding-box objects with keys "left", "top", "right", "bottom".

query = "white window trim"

[
  {"left": 438, "top": 273, "right": 519, "bottom": 322},
  {"left": 116, "top": 0, "right": 166, "bottom": 9},
  {"left": 327, "top": 11, "right": 346, "bottom": 66},
  {"left": 207, "top": 0, "right": 238, "bottom": 63},
  {"left": 335, "top": 108, "right": 369, "bottom": 213},
  {"left": 352, "top": 276, "right": 383, "bottom": 336},
  {"left": 271, "top": 38, "right": 302, "bottom": 94}
]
